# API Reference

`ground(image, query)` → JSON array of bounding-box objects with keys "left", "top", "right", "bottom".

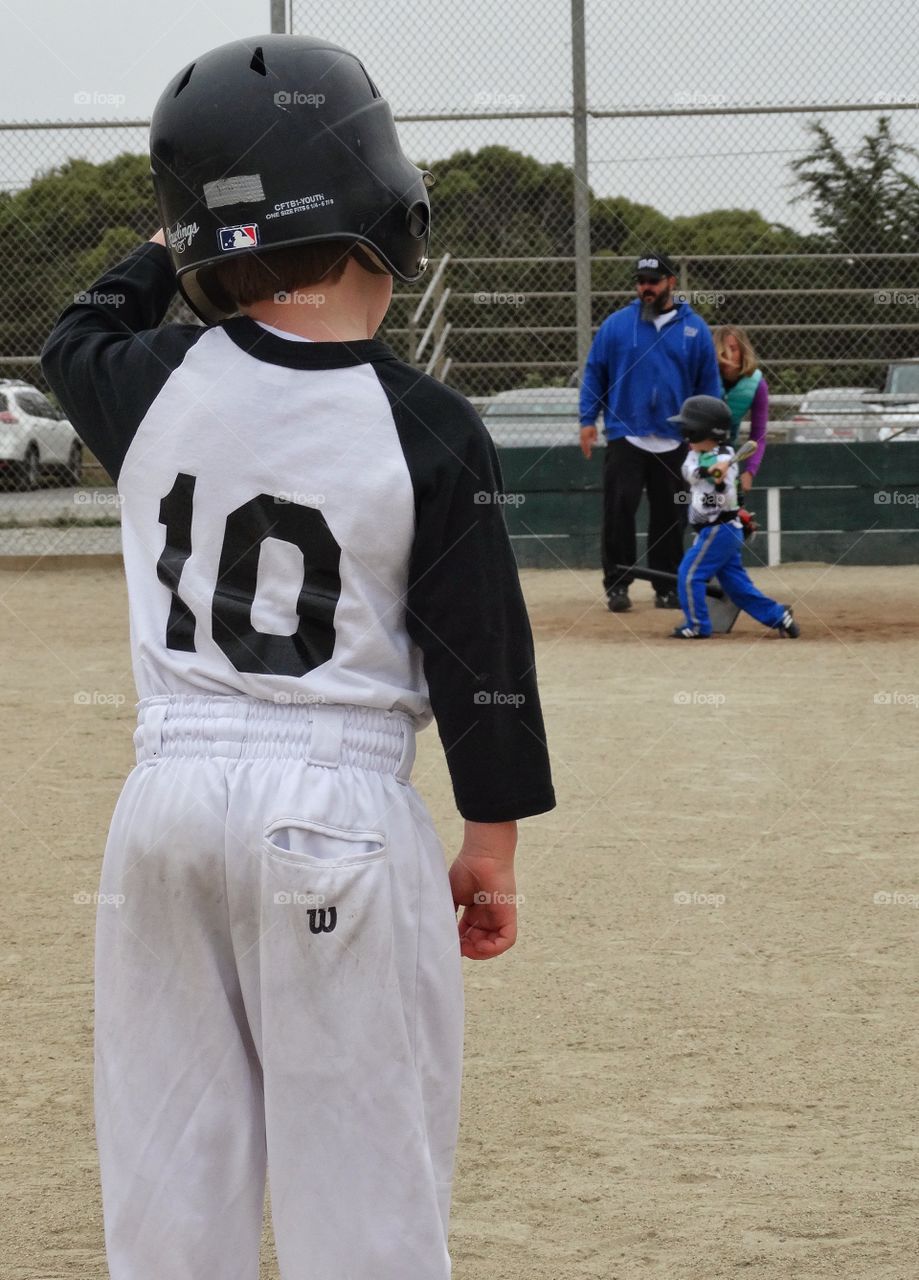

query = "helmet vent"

[
  {"left": 174, "top": 63, "right": 195, "bottom": 97},
  {"left": 358, "top": 63, "right": 381, "bottom": 98},
  {"left": 250, "top": 46, "right": 267, "bottom": 76}
]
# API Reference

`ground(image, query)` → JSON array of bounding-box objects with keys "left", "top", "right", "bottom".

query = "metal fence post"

[
  {"left": 571, "top": 0, "right": 592, "bottom": 380},
  {"left": 270, "top": 0, "right": 287, "bottom": 34}
]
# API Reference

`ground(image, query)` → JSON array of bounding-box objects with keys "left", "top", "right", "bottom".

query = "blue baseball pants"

[{"left": 678, "top": 523, "right": 785, "bottom": 636}]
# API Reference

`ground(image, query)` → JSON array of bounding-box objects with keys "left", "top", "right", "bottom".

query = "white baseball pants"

[{"left": 94, "top": 694, "right": 465, "bottom": 1280}]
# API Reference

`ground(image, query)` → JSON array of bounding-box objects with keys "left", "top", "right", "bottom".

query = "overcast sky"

[{"left": 1, "top": 0, "right": 916, "bottom": 232}]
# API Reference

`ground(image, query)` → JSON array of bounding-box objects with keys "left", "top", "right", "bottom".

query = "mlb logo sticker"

[{"left": 218, "top": 224, "right": 260, "bottom": 251}]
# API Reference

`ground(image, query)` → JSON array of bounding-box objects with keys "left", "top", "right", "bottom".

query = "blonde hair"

[{"left": 712, "top": 324, "right": 759, "bottom": 379}]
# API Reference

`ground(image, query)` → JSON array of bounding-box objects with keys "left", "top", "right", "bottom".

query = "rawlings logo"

[{"left": 167, "top": 220, "right": 199, "bottom": 253}]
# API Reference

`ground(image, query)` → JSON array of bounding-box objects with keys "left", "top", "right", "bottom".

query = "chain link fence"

[{"left": 1, "top": 0, "right": 918, "bottom": 552}]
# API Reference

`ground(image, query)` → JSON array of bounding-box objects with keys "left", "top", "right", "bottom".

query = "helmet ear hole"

[{"left": 406, "top": 201, "right": 429, "bottom": 239}]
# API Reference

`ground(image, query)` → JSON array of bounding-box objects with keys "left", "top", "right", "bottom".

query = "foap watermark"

[
  {"left": 474, "top": 490, "right": 525, "bottom": 506},
  {"left": 874, "top": 489, "right": 919, "bottom": 506},
  {"left": 274, "top": 491, "right": 326, "bottom": 506},
  {"left": 74, "top": 291, "right": 125, "bottom": 307},
  {"left": 873, "top": 890, "right": 919, "bottom": 907},
  {"left": 74, "top": 690, "right": 126, "bottom": 707},
  {"left": 74, "top": 890, "right": 125, "bottom": 907},
  {"left": 673, "top": 690, "right": 726, "bottom": 707},
  {"left": 472, "top": 90, "right": 526, "bottom": 110},
  {"left": 273, "top": 290, "right": 326, "bottom": 306},
  {"left": 874, "top": 291, "right": 919, "bottom": 307},
  {"left": 473, "top": 891, "right": 525, "bottom": 905},
  {"left": 274, "top": 90, "right": 326, "bottom": 107},
  {"left": 873, "top": 690, "right": 919, "bottom": 708},
  {"left": 673, "top": 890, "right": 726, "bottom": 907},
  {"left": 74, "top": 90, "right": 126, "bottom": 107},
  {"left": 274, "top": 890, "right": 328, "bottom": 906},
  {"left": 473, "top": 691, "right": 526, "bottom": 707},
  {"left": 272, "top": 691, "right": 327, "bottom": 706},
  {"left": 74, "top": 490, "right": 123, "bottom": 507},
  {"left": 674, "top": 289, "right": 726, "bottom": 307},
  {"left": 473, "top": 291, "right": 527, "bottom": 307},
  {"left": 872, "top": 91, "right": 919, "bottom": 107}
]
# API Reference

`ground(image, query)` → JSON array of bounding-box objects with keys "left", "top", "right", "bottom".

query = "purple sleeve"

[{"left": 746, "top": 377, "right": 768, "bottom": 475}]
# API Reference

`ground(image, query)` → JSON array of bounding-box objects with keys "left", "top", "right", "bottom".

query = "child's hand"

[
  {"left": 149, "top": 228, "right": 166, "bottom": 246},
  {"left": 449, "top": 820, "right": 518, "bottom": 960}
]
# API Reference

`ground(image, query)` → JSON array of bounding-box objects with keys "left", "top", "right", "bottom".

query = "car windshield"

[{"left": 888, "top": 365, "right": 919, "bottom": 395}]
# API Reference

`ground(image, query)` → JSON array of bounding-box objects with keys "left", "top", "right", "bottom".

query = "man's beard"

[{"left": 640, "top": 289, "right": 672, "bottom": 322}]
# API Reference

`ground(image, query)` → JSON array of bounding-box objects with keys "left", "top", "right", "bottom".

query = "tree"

[
  {"left": 790, "top": 115, "right": 919, "bottom": 257},
  {"left": 1, "top": 139, "right": 907, "bottom": 398},
  {"left": 0, "top": 152, "right": 157, "bottom": 362}
]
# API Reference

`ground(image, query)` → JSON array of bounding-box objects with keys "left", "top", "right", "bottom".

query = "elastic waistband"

[{"left": 133, "top": 695, "right": 416, "bottom": 783}]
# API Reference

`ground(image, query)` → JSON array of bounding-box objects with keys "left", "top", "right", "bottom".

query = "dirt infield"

[{"left": 2, "top": 561, "right": 917, "bottom": 1279}]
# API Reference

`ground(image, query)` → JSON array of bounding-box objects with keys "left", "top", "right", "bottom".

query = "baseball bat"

[
  {"left": 708, "top": 438, "right": 757, "bottom": 481},
  {"left": 614, "top": 565, "right": 727, "bottom": 600}
]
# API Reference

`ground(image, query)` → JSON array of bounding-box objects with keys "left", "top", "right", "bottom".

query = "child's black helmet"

[
  {"left": 668, "top": 395, "right": 732, "bottom": 443},
  {"left": 150, "top": 35, "right": 433, "bottom": 322}
]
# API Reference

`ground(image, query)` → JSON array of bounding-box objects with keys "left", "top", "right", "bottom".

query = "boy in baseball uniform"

[
  {"left": 668, "top": 395, "right": 800, "bottom": 639},
  {"left": 42, "top": 35, "right": 555, "bottom": 1280}
]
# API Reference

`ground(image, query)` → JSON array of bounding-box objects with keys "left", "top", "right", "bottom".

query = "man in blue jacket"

[{"left": 579, "top": 253, "right": 723, "bottom": 612}]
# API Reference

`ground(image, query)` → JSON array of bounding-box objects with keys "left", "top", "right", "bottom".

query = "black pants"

[{"left": 601, "top": 437, "right": 688, "bottom": 594}]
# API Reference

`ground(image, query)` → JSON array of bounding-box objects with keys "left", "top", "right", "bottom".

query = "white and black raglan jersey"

[{"left": 42, "top": 242, "right": 554, "bottom": 823}]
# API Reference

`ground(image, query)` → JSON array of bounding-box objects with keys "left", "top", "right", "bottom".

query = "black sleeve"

[
  {"left": 374, "top": 360, "right": 555, "bottom": 823},
  {"left": 40, "top": 241, "right": 205, "bottom": 483}
]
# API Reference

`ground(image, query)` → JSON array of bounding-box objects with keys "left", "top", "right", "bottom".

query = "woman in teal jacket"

[{"left": 713, "top": 324, "right": 768, "bottom": 495}]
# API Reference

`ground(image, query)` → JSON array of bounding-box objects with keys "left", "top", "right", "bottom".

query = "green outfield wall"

[{"left": 498, "top": 443, "right": 919, "bottom": 569}]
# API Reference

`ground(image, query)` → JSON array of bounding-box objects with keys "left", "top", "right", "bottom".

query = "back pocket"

[{"left": 263, "top": 817, "right": 386, "bottom": 869}]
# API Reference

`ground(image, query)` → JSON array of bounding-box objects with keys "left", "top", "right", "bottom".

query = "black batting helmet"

[
  {"left": 668, "top": 395, "right": 732, "bottom": 443},
  {"left": 150, "top": 35, "right": 433, "bottom": 322}
]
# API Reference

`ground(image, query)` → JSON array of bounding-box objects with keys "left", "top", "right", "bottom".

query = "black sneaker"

[
  {"left": 607, "top": 589, "right": 632, "bottom": 613},
  {"left": 670, "top": 625, "right": 708, "bottom": 639},
  {"left": 778, "top": 607, "right": 800, "bottom": 638},
  {"left": 655, "top": 590, "right": 680, "bottom": 609}
]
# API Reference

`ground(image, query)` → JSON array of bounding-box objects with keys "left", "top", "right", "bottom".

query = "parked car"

[
  {"left": 478, "top": 386, "right": 589, "bottom": 448},
  {"left": 883, "top": 359, "right": 919, "bottom": 398},
  {"left": 791, "top": 387, "right": 884, "bottom": 442},
  {"left": 874, "top": 360, "right": 919, "bottom": 440},
  {"left": 0, "top": 381, "right": 82, "bottom": 489}
]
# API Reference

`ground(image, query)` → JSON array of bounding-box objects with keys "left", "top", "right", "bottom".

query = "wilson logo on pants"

[{"left": 307, "top": 907, "right": 337, "bottom": 934}]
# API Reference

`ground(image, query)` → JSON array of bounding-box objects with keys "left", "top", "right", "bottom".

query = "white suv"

[{"left": 0, "top": 381, "right": 82, "bottom": 489}]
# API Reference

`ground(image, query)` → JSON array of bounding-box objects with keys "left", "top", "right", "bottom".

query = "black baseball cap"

[{"left": 635, "top": 253, "right": 677, "bottom": 280}]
